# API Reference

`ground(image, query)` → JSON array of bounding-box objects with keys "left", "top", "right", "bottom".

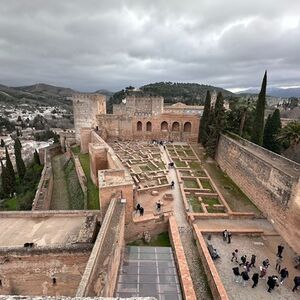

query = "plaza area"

[{"left": 206, "top": 234, "right": 299, "bottom": 299}]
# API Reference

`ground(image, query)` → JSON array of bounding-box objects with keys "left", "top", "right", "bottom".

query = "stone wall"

[
  {"left": 76, "top": 199, "right": 125, "bottom": 297},
  {"left": 96, "top": 113, "right": 199, "bottom": 143},
  {"left": 72, "top": 93, "right": 106, "bottom": 143},
  {"left": 0, "top": 296, "right": 156, "bottom": 300},
  {"left": 216, "top": 133, "right": 300, "bottom": 252},
  {"left": 0, "top": 250, "right": 91, "bottom": 297}
]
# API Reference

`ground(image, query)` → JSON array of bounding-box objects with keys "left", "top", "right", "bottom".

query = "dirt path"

[
  {"left": 50, "top": 154, "right": 70, "bottom": 210},
  {"left": 161, "top": 146, "right": 213, "bottom": 300}
]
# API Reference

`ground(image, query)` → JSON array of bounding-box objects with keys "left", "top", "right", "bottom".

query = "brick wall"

[{"left": 216, "top": 134, "right": 300, "bottom": 252}]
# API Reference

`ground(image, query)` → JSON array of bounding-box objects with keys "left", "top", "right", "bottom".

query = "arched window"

[
  {"left": 137, "top": 121, "right": 142, "bottom": 131},
  {"left": 183, "top": 122, "right": 191, "bottom": 132},
  {"left": 172, "top": 122, "right": 180, "bottom": 131},
  {"left": 146, "top": 121, "right": 152, "bottom": 132},
  {"left": 161, "top": 121, "right": 168, "bottom": 131}
]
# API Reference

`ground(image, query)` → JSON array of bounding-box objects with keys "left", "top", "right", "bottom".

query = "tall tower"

[{"left": 72, "top": 93, "right": 106, "bottom": 143}]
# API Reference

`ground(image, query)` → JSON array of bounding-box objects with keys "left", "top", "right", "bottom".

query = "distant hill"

[
  {"left": 94, "top": 89, "right": 114, "bottom": 98},
  {"left": 107, "top": 82, "right": 235, "bottom": 113},
  {"left": 238, "top": 87, "right": 300, "bottom": 98}
]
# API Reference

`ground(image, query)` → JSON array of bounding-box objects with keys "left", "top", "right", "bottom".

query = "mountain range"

[{"left": 238, "top": 87, "right": 300, "bottom": 98}]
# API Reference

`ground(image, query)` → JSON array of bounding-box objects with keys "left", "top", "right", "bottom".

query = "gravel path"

[{"left": 161, "top": 146, "right": 213, "bottom": 299}]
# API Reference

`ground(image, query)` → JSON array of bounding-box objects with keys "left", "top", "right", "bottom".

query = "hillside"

[
  {"left": 107, "top": 82, "right": 235, "bottom": 113},
  {"left": 239, "top": 87, "right": 300, "bottom": 98},
  {"left": 0, "top": 83, "right": 74, "bottom": 110}
]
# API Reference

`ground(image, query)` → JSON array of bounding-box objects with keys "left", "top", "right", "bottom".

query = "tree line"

[{"left": 199, "top": 71, "right": 300, "bottom": 159}]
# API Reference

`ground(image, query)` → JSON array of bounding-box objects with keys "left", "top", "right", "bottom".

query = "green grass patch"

[
  {"left": 78, "top": 153, "right": 100, "bottom": 210},
  {"left": 176, "top": 150, "right": 186, "bottom": 157},
  {"left": 184, "top": 179, "right": 199, "bottom": 189},
  {"left": 185, "top": 149, "right": 195, "bottom": 156},
  {"left": 71, "top": 146, "right": 80, "bottom": 155},
  {"left": 174, "top": 159, "right": 187, "bottom": 168},
  {"left": 128, "top": 232, "right": 171, "bottom": 247},
  {"left": 140, "top": 165, "right": 152, "bottom": 172},
  {"left": 1, "top": 197, "right": 18, "bottom": 210},
  {"left": 194, "top": 170, "right": 206, "bottom": 177},
  {"left": 188, "top": 195, "right": 203, "bottom": 212},
  {"left": 206, "top": 206, "right": 225, "bottom": 213},
  {"left": 200, "top": 179, "right": 213, "bottom": 190},
  {"left": 202, "top": 197, "right": 220, "bottom": 205},
  {"left": 189, "top": 161, "right": 202, "bottom": 170}
]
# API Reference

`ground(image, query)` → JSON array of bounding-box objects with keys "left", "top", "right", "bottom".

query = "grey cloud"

[{"left": 0, "top": 0, "right": 299, "bottom": 91}]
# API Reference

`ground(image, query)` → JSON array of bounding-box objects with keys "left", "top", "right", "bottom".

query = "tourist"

[
  {"left": 259, "top": 265, "right": 267, "bottom": 279},
  {"left": 171, "top": 181, "right": 175, "bottom": 189},
  {"left": 222, "top": 230, "right": 228, "bottom": 242},
  {"left": 249, "top": 254, "right": 256, "bottom": 268},
  {"left": 232, "top": 266, "right": 241, "bottom": 283},
  {"left": 292, "top": 276, "right": 300, "bottom": 292},
  {"left": 279, "top": 267, "right": 289, "bottom": 284},
  {"left": 241, "top": 270, "right": 249, "bottom": 287},
  {"left": 227, "top": 231, "right": 232, "bottom": 244},
  {"left": 136, "top": 203, "right": 141, "bottom": 213},
  {"left": 262, "top": 258, "right": 270, "bottom": 268},
  {"left": 231, "top": 249, "right": 239, "bottom": 263},
  {"left": 239, "top": 255, "right": 247, "bottom": 267},
  {"left": 252, "top": 273, "right": 259, "bottom": 288},
  {"left": 163, "top": 145, "right": 166, "bottom": 150},
  {"left": 156, "top": 200, "right": 161, "bottom": 212},
  {"left": 267, "top": 275, "right": 279, "bottom": 293},
  {"left": 139, "top": 206, "right": 144, "bottom": 216},
  {"left": 244, "top": 261, "right": 251, "bottom": 272},
  {"left": 275, "top": 256, "right": 283, "bottom": 273},
  {"left": 277, "top": 244, "right": 284, "bottom": 258}
]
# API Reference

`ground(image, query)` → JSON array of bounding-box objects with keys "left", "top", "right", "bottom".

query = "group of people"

[
  {"left": 222, "top": 229, "right": 232, "bottom": 244},
  {"left": 135, "top": 203, "right": 144, "bottom": 216},
  {"left": 230, "top": 243, "right": 300, "bottom": 293}
]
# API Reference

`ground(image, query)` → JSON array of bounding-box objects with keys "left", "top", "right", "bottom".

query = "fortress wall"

[
  {"left": 76, "top": 199, "right": 125, "bottom": 297},
  {"left": 0, "top": 250, "right": 91, "bottom": 297},
  {"left": 216, "top": 134, "right": 300, "bottom": 252}
]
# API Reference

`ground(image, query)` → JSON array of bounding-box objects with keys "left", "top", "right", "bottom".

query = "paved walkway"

[{"left": 160, "top": 145, "right": 212, "bottom": 300}]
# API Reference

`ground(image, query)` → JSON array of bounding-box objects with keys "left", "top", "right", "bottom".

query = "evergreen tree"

[
  {"left": 198, "top": 90, "right": 211, "bottom": 144},
  {"left": 5, "top": 146, "right": 15, "bottom": 185},
  {"left": 0, "top": 159, "right": 13, "bottom": 197},
  {"left": 14, "top": 138, "right": 26, "bottom": 179},
  {"left": 263, "top": 109, "right": 281, "bottom": 153},
  {"left": 251, "top": 71, "right": 267, "bottom": 145},
  {"left": 206, "top": 92, "right": 226, "bottom": 157},
  {"left": 34, "top": 149, "right": 41, "bottom": 165},
  {"left": 0, "top": 139, "right": 5, "bottom": 147}
]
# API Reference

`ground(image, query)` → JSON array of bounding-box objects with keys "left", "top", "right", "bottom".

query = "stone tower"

[{"left": 72, "top": 93, "right": 106, "bottom": 143}]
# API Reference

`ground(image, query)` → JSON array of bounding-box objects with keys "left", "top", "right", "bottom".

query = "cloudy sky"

[{"left": 0, "top": 0, "right": 299, "bottom": 92}]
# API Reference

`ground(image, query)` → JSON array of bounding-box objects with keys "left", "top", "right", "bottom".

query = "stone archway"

[
  {"left": 146, "top": 121, "right": 152, "bottom": 132},
  {"left": 161, "top": 121, "right": 168, "bottom": 131},
  {"left": 137, "top": 121, "right": 142, "bottom": 131},
  {"left": 183, "top": 122, "right": 191, "bottom": 133},
  {"left": 172, "top": 122, "right": 180, "bottom": 131}
]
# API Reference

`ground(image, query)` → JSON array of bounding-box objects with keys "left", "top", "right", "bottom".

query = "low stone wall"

[
  {"left": 168, "top": 216, "right": 196, "bottom": 300},
  {"left": 193, "top": 225, "right": 228, "bottom": 300},
  {"left": 76, "top": 199, "right": 125, "bottom": 297},
  {"left": 216, "top": 133, "right": 300, "bottom": 252}
]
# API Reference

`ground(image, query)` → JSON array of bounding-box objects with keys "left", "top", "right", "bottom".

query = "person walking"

[
  {"left": 263, "top": 258, "right": 270, "bottom": 269},
  {"left": 241, "top": 271, "right": 250, "bottom": 287},
  {"left": 156, "top": 200, "right": 161, "bottom": 212},
  {"left": 276, "top": 256, "right": 283, "bottom": 273},
  {"left": 260, "top": 265, "right": 267, "bottom": 279},
  {"left": 292, "top": 276, "right": 300, "bottom": 292},
  {"left": 139, "top": 206, "right": 144, "bottom": 216},
  {"left": 136, "top": 203, "right": 141, "bottom": 213},
  {"left": 222, "top": 230, "right": 228, "bottom": 242},
  {"left": 231, "top": 249, "right": 239, "bottom": 263},
  {"left": 280, "top": 267, "right": 289, "bottom": 284},
  {"left": 252, "top": 273, "right": 259, "bottom": 288},
  {"left": 239, "top": 255, "right": 247, "bottom": 267},
  {"left": 249, "top": 254, "right": 256, "bottom": 268},
  {"left": 277, "top": 244, "right": 284, "bottom": 258},
  {"left": 232, "top": 266, "right": 241, "bottom": 283},
  {"left": 171, "top": 181, "right": 175, "bottom": 189},
  {"left": 267, "top": 276, "right": 276, "bottom": 293},
  {"left": 227, "top": 231, "right": 232, "bottom": 244}
]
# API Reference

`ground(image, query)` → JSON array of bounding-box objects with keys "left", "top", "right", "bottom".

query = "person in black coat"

[
  {"left": 232, "top": 266, "right": 241, "bottom": 283},
  {"left": 280, "top": 268, "right": 289, "bottom": 284},
  {"left": 277, "top": 244, "right": 284, "bottom": 258},
  {"left": 292, "top": 276, "right": 300, "bottom": 292},
  {"left": 267, "top": 276, "right": 278, "bottom": 293},
  {"left": 241, "top": 271, "right": 249, "bottom": 286},
  {"left": 252, "top": 273, "right": 259, "bottom": 288}
]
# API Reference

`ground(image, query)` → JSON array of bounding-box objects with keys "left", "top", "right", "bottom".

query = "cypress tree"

[
  {"left": 198, "top": 90, "right": 211, "bottom": 145},
  {"left": 14, "top": 138, "right": 26, "bottom": 179},
  {"left": 5, "top": 146, "right": 15, "bottom": 185},
  {"left": 1, "top": 159, "right": 13, "bottom": 197},
  {"left": 251, "top": 71, "right": 267, "bottom": 145},
  {"left": 34, "top": 149, "right": 41, "bottom": 165},
  {"left": 206, "top": 92, "right": 225, "bottom": 157},
  {"left": 263, "top": 109, "right": 281, "bottom": 153}
]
